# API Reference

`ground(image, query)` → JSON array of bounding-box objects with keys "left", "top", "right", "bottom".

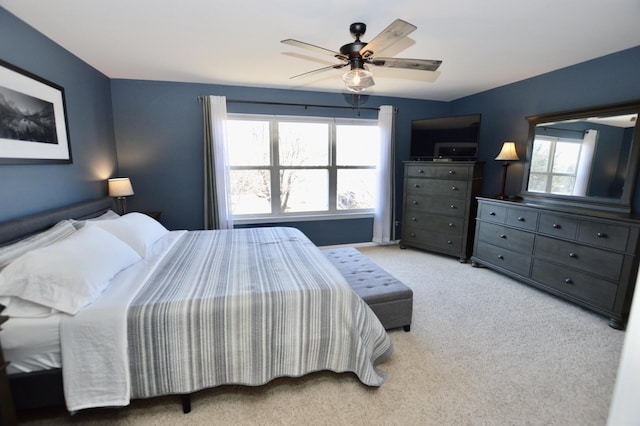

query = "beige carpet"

[{"left": 18, "top": 245, "right": 625, "bottom": 425}]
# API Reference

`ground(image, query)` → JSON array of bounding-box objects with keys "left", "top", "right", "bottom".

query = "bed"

[{"left": 0, "top": 198, "right": 392, "bottom": 413}]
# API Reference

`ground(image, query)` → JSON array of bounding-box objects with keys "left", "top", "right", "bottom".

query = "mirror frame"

[{"left": 521, "top": 100, "right": 640, "bottom": 214}]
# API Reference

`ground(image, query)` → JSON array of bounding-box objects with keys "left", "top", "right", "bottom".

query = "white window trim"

[{"left": 227, "top": 113, "right": 379, "bottom": 223}]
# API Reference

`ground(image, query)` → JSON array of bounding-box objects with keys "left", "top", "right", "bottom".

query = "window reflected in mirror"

[{"left": 527, "top": 113, "right": 637, "bottom": 199}]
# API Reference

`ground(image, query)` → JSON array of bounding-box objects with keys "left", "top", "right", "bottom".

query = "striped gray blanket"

[{"left": 126, "top": 227, "right": 392, "bottom": 398}]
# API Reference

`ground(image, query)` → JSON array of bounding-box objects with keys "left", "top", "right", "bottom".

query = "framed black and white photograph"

[{"left": 0, "top": 59, "right": 72, "bottom": 164}]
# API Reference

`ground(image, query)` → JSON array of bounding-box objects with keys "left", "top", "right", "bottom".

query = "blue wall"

[
  {"left": 110, "top": 79, "right": 448, "bottom": 238},
  {"left": 450, "top": 46, "right": 640, "bottom": 206},
  {"left": 0, "top": 8, "right": 117, "bottom": 222},
  {"left": 2, "top": 4, "right": 640, "bottom": 245}
]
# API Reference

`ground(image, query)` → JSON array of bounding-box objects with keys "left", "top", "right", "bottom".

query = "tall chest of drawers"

[
  {"left": 471, "top": 197, "right": 640, "bottom": 329},
  {"left": 400, "top": 161, "right": 484, "bottom": 262}
]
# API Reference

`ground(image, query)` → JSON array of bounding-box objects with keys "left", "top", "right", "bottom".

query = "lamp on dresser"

[
  {"left": 495, "top": 141, "right": 519, "bottom": 199},
  {"left": 108, "top": 177, "right": 134, "bottom": 214}
]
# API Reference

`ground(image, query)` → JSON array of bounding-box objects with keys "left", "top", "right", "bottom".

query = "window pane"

[
  {"left": 527, "top": 173, "right": 548, "bottom": 192},
  {"left": 226, "top": 120, "right": 270, "bottom": 166},
  {"left": 551, "top": 175, "right": 575, "bottom": 195},
  {"left": 280, "top": 170, "right": 328, "bottom": 212},
  {"left": 230, "top": 169, "right": 271, "bottom": 214},
  {"left": 530, "top": 139, "right": 551, "bottom": 172},
  {"left": 552, "top": 142, "right": 580, "bottom": 174},
  {"left": 337, "top": 169, "right": 376, "bottom": 210},
  {"left": 337, "top": 125, "right": 379, "bottom": 166},
  {"left": 279, "top": 122, "right": 328, "bottom": 166}
]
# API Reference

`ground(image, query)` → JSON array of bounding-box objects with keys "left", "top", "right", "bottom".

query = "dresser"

[
  {"left": 471, "top": 197, "right": 640, "bottom": 329},
  {"left": 400, "top": 161, "right": 484, "bottom": 262}
]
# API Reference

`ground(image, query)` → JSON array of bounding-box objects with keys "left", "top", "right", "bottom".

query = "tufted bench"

[{"left": 323, "top": 247, "right": 413, "bottom": 332}]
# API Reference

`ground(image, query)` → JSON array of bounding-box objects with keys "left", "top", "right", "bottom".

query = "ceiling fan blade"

[
  {"left": 281, "top": 39, "right": 347, "bottom": 60},
  {"left": 359, "top": 19, "right": 417, "bottom": 58},
  {"left": 369, "top": 57, "right": 442, "bottom": 72},
  {"left": 289, "top": 63, "right": 348, "bottom": 79}
]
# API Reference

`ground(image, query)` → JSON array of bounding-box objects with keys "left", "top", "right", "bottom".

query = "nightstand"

[{"left": 142, "top": 211, "right": 162, "bottom": 221}]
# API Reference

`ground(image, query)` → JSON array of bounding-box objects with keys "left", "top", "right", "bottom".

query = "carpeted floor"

[{"left": 18, "top": 245, "right": 625, "bottom": 425}]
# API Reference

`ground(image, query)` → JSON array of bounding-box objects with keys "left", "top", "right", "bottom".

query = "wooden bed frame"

[{"left": 0, "top": 198, "right": 112, "bottom": 411}]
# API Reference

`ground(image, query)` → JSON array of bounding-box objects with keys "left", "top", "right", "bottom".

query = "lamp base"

[{"left": 115, "top": 197, "right": 128, "bottom": 215}]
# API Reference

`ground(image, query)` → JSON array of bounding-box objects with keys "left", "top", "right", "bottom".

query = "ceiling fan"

[{"left": 281, "top": 19, "right": 442, "bottom": 93}]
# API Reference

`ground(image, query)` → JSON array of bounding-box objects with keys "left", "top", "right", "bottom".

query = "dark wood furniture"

[
  {"left": 471, "top": 197, "right": 640, "bottom": 329},
  {"left": 400, "top": 161, "right": 484, "bottom": 262},
  {"left": 0, "top": 308, "right": 17, "bottom": 425}
]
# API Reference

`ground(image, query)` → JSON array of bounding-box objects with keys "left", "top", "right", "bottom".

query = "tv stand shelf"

[{"left": 471, "top": 197, "right": 640, "bottom": 329}]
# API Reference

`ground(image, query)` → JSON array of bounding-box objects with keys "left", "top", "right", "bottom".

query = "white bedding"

[
  {"left": 2, "top": 314, "right": 63, "bottom": 374},
  {"left": 60, "top": 230, "right": 185, "bottom": 412}
]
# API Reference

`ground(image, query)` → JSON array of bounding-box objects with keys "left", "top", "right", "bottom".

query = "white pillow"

[
  {"left": 86, "top": 212, "right": 168, "bottom": 257},
  {"left": 71, "top": 209, "right": 121, "bottom": 229},
  {"left": 0, "top": 220, "right": 77, "bottom": 271},
  {"left": 0, "top": 297, "right": 56, "bottom": 318},
  {"left": 0, "top": 225, "right": 141, "bottom": 315}
]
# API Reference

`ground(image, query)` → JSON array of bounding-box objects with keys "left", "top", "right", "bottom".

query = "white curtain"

[
  {"left": 573, "top": 129, "right": 598, "bottom": 196},
  {"left": 203, "top": 95, "right": 233, "bottom": 229},
  {"left": 373, "top": 105, "right": 395, "bottom": 244}
]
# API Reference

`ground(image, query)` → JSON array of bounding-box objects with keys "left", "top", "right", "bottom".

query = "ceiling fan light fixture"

[{"left": 342, "top": 68, "right": 374, "bottom": 92}]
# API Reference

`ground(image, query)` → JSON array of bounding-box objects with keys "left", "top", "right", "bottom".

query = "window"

[
  {"left": 226, "top": 114, "right": 380, "bottom": 220},
  {"left": 527, "top": 131, "right": 596, "bottom": 196}
]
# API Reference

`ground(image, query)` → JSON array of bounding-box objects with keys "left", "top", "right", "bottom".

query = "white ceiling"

[{"left": 2, "top": 0, "right": 640, "bottom": 101}]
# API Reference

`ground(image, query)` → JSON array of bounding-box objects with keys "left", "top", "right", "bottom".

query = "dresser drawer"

[
  {"left": 578, "top": 220, "right": 630, "bottom": 251},
  {"left": 477, "top": 202, "right": 507, "bottom": 223},
  {"left": 477, "top": 222, "right": 535, "bottom": 254},
  {"left": 405, "top": 195, "right": 466, "bottom": 217},
  {"left": 405, "top": 164, "right": 471, "bottom": 179},
  {"left": 532, "top": 259, "right": 617, "bottom": 310},
  {"left": 534, "top": 236, "right": 623, "bottom": 281},
  {"left": 405, "top": 213, "right": 465, "bottom": 233},
  {"left": 474, "top": 241, "right": 532, "bottom": 276},
  {"left": 538, "top": 213, "right": 579, "bottom": 239},
  {"left": 403, "top": 227, "right": 463, "bottom": 251},
  {"left": 505, "top": 207, "right": 538, "bottom": 231},
  {"left": 406, "top": 177, "right": 469, "bottom": 198}
]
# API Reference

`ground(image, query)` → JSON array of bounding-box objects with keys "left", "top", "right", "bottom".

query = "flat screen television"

[{"left": 410, "top": 114, "right": 481, "bottom": 161}]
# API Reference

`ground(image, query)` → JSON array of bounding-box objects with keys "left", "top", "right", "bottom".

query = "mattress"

[{"left": 3, "top": 314, "right": 63, "bottom": 374}]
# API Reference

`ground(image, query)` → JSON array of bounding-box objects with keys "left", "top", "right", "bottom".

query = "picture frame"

[{"left": 0, "top": 59, "right": 72, "bottom": 164}]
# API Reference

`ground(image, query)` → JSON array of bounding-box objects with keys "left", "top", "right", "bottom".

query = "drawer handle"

[
  {"left": 412, "top": 200, "right": 418, "bottom": 205},
  {"left": 489, "top": 211, "right": 496, "bottom": 216},
  {"left": 447, "top": 240, "right": 452, "bottom": 245},
  {"left": 448, "top": 170, "right": 455, "bottom": 175},
  {"left": 517, "top": 217, "right": 525, "bottom": 222},
  {"left": 410, "top": 232, "right": 416, "bottom": 237},
  {"left": 497, "top": 255, "right": 504, "bottom": 260},
  {"left": 552, "top": 223, "right": 561, "bottom": 229},
  {"left": 451, "top": 186, "right": 458, "bottom": 190},
  {"left": 500, "top": 234, "right": 507, "bottom": 239},
  {"left": 596, "top": 232, "right": 607, "bottom": 238},
  {"left": 411, "top": 217, "right": 417, "bottom": 221},
  {"left": 569, "top": 252, "right": 577, "bottom": 258},
  {"left": 448, "top": 223, "right": 454, "bottom": 227},
  {"left": 417, "top": 169, "right": 424, "bottom": 174},
  {"left": 564, "top": 278, "right": 573, "bottom": 284},
  {"left": 414, "top": 184, "right": 420, "bottom": 188},
  {"left": 450, "top": 204, "right": 456, "bottom": 209}
]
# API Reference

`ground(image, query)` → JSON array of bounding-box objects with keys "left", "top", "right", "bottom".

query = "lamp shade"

[
  {"left": 108, "top": 177, "right": 134, "bottom": 197},
  {"left": 495, "top": 142, "right": 519, "bottom": 161},
  {"left": 342, "top": 68, "right": 375, "bottom": 92}
]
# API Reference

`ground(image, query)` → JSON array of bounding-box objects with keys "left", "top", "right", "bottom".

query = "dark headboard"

[{"left": 0, "top": 197, "right": 113, "bottom": 246}]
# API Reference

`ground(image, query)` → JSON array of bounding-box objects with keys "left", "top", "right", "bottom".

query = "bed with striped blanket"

[{"left": 62, "top": 227, "right": 392, "bottom": 410}]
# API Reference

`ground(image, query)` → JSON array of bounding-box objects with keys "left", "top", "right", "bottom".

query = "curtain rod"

[{"left": 196, "top": 96, "right": 381, "bottom": 112}]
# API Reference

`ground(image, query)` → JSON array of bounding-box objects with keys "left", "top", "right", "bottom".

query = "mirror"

[{"left": 522, "top": 101, "right": 640, "bottom": 213}]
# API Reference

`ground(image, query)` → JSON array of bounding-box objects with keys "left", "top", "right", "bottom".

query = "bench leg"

[{"left": 403, "top": 324, "right": 411, "bottom": 332}]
